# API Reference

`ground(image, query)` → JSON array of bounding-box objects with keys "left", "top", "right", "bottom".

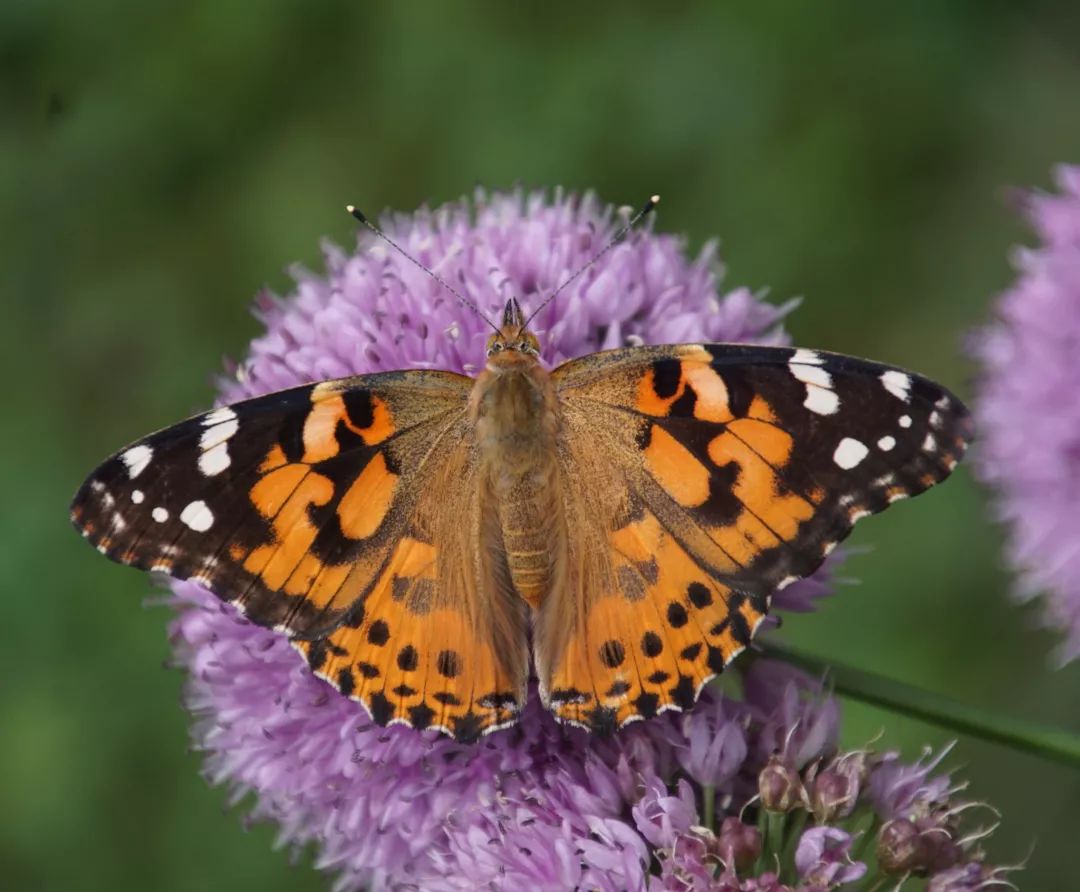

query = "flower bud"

[
  {"left": 877, "top": 818, "right": 929, "bottom": 874},
  {"left": 923, "top": 831, "right": 963, "bottom": 874},
  {"left": 809, "top": 755, "right": 863, "bottom": 822},
  {"left": 759, "top": 753, "right": 806, "bottom": 813}
]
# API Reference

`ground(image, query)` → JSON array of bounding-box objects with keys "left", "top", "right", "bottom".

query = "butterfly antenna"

[
  {"left": 346, "top": 205, "right": 500, "bottom": 333},
  {"left": 524, "top": 194, "right": 660, "bottom": 328}
]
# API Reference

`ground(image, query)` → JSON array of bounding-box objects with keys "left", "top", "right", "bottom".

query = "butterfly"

[{"left": 70, "top": 204, "right": 973, "bottom": 743}]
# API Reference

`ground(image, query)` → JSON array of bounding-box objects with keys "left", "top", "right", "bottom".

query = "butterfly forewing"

[
  {"left": 71, "top": 370, "right": 531, "bottom": 740},
  {"left": 541, "top": 343, "right": 973, "bottom": 731}
]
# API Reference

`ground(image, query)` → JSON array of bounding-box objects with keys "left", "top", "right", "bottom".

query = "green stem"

[
  {"left": 703, "top": 784, "right": 716, "bottom": 831},
  {"left": 755, "top": 810, "right": 787, "bottom": 875},
  {"left": 778, "top": 810, "right": 807, "bottom": 883},
  {"left": 765, "top": 641, "right": 1080, "bottom": 771}
]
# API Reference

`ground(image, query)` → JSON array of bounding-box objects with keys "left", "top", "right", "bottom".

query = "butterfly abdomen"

[{"left": 472, "top": 361, "right": 566, "bottom": 611}]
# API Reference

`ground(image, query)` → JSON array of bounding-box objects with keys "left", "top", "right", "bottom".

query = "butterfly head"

[{"left": 486, "top": 298, "right": 541, "bottom": 364}]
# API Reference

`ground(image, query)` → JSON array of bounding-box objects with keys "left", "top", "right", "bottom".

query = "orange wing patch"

[
  {"left": 292, "top": 533, "right": 523, "bottom": 740},
  {"left": 301, "top": 387, "right": 396, "bottom": 462},
  {"left": 700, "top": 417, "right": 820, "bottom": 564},
  {"left": 337, "top": 452, "right": 398, "bottom": 540},
  {"left": 542, "top": 506, "right": 764, "bottom": 731}
]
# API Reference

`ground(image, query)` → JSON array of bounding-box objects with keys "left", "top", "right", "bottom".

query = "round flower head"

[
  {"left": 971, "top": 165, "right": 1080, "bottom": 663},
  {"left": 165, "top": 189, "right": 840, "bottom": 888},
  {"left": 161, "top": 188, "right": 1004, "bottom": 890}
]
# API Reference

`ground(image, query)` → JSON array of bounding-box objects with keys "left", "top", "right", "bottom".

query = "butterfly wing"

[
  {"left": 71, "top": 371, "right": 529, "bottom": 740},
  {"left": 538, "top": 343, "right": 973, "bottom": 731}
]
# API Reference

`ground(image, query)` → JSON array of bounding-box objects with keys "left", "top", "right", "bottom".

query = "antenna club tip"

[
  {"left": 650, "top": 194, "right": 661, "bottom": 205},
  {"left": 346, "top": 205, "right": 366, "bottom": 222}
]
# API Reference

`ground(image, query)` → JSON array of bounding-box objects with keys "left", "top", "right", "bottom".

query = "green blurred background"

[{"left": 5, "top": 1, "right": 1080, "bottom": 889}]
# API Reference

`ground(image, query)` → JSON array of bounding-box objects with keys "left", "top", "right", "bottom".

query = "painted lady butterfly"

[{"left": 71, "top": 203, "right": 972, "bottom": 741}]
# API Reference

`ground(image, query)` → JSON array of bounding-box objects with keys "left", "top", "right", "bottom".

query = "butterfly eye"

[{"left": 488, "top": 342, "right": 504, "bottom": 354}]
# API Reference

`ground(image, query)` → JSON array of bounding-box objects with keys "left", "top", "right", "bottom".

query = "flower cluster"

[
  {"left": 166, "top": 190, "right": 1007, "bottom": 889},
  {"left": 972, "top": 165, "right": 1080, "bottom": 664}
]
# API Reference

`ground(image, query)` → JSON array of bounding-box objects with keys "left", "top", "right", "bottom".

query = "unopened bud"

[
  {"left": 759, "top": 753, "right": 806, "bottom": 813},
  {"left": 810, "top": 766, "right": 859, "bottom": 822},
  {"left": 877, "top": 818, "right": 929, "bottom": 875}
]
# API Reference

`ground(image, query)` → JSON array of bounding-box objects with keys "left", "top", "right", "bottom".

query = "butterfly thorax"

[{"left": 469, "top": 300, "right": 566, "bottom": 611}]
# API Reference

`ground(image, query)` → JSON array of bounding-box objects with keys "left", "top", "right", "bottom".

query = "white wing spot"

[
  {"left": 833, "top": 437, "right": 869, "bottom": 469},
  {"left": 790, "top": 363, "right": 832, "bottom": 388},
  {"left": 804, "top": 387, "right": 840, "bottom": 416},
  {"left": 200, "top": 418, "right": 239, "bottom": 449},
  {"left": 203, "top": 407, "right": 238, "bottom": 427},
  {"left": 120, "top": 445, "right": 153, "bottom": 479},
  {"left": 880, "top": 370, "right": 912, "bottom": 402},
  {"left": 899, "top": 415, "right": 913, "bottom": 429},
  {"left": 923, "top": 433, "right": 937, "bottom": 452},
  {"left": 929, "top": 411, "right": 943, "bottom": 428},
  {"left": 877, "top": 436, "right": 896, "bottom": 451},
  {"left": 790, "top": 354, "right": 839, "bottom": 416},
  {"left": 131, "top": 489, "right": 145, "bottom": 504},
  {"left": 180, "top": 500, "right": 214, "bottom": 532},
  {"left": 198, "top": 414, "right": 239, "bottom": 477},
  {"left": 152, "top": 507, "right": 169, "bottom": 523},
  {"left": 198, "top": 441, "right": 231, "bottom": 476},
  {"left": 791, "top": 348, "right": 824, "bottom": 365}
]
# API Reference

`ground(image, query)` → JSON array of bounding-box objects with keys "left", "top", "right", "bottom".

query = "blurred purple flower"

[
  {"left": 675, "top": 686, "right": 748, "bottom": 788},
  {"left": 794, "top": 826, "right": 867, "bottom": 887},
  {"left": 867, "top": 745, "right": 956, "bottom": 821},
  {"left": 743, "top": 659, "right": 841, "bottom": 770},
  {"left": 971, "top": 165, "right": 1080, "bottom": 663},
  {"left": 163, "top": 189, "right": 1005, "bottom": 889},
  {"left": 928, "top": 862, "right": 1018, "bottom": 891}
]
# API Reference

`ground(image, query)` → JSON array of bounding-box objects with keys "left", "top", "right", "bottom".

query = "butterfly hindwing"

[
  {"left": 540, "top": 343, "right": 973, "bottom": 730},
  {"left": 290, "top": 423, "right": 530, "bottom": 739},
  {"left": 71, "top": 370, "right": 530, "bottom": 740}
]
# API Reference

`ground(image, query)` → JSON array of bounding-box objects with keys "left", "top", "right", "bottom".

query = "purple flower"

[
  {"left": 632, "top": 777, "right": 699, "bottom": 849},
  {"left": 971, "top": 165, "right": 1080, "bottom": 663},
  {"left": 160, "top": 189, "right": 1006, "bottom": 890},
  {"left": 927, "top": 862, "right": 1018, "bottom": 891},
  {"left": 168, "top": 189, "right": 834, "bottom": 889},
  {"left": 794, "top": 827, "right": 867, "bottom": 887},
  {"left": 675, "top": 686, "right": 748, "bottom": 788},
  {"left": 867, "top": 746, "right": 956, "bottom": 821},
  {"left": 742, "top": 660, "right": 841, "bottom": 770}
]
